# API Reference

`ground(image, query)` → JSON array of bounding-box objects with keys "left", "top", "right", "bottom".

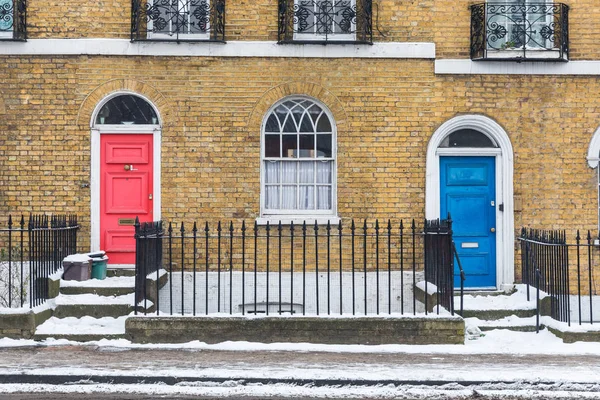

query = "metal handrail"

[{"left": 452, "top": 241, "right": 465, "bottom": 317}]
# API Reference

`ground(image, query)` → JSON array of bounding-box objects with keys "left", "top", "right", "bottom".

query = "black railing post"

[
  {"left": 205, "top": 222, "right": 209, "bottom": 315},
  {"left": 338, "top": 220, "right": 343, "bottom": 315},
  {"left": 351, "top": 219, "right": 355, "bottom": 315},
  {"left": 400, "top": 220, "right": 404, "bottom": 315},
  {"left": 315, "top": 221, "right": 319, "bottom": 316},
  {"left": 387, "top": 220, "right": 391, "bottom": 315},
  {"left": 363, "top": 219, "right": 367, "bottom": 315},
  {"left": 266, "top": 221, "right": 270, "bottom": 316},
  {"left": 576, "top": 230, "right": 582, "bottom": 325},
  {"left": 134, "top": 217, "right": 140, "bottom": 315},
  {"left": 326, "top": 220, "right": 331, "bottom": 315},
  {"left": 217, "top": 221, "right": 222, "bottom": 313},
  {"left": 375, "top": 219, "right": 379, "bottom": 315},
  {"left": 241, "top": 221, "right": 246, "bottom": 315},
  {"left": 168, "top": 222, "right": 173, "bottom": 315},
  {"left": 229, "top": 221, "right": 234, "bottom": 315},
  {"left": 587, "top": 231, "right": 593, "bottom": 324},
  {"left": 8, "top": 216, "right": 12, "bottom": 308},
  {"left": 19, "top": 215, "right": 25, "bottom": 307},
  {"left": 278, "top": 221, "right": 282, "bottom": 315},
  {"left": 193, "top": 222, "right": 198, "bottom": 316},
  {"left": 290, "top": 222, "right": 294, "bottom": 314}
]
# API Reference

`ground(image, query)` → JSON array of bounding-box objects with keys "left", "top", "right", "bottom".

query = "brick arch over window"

[
  {"left": 76, "top": 79, "right": 172, "bottom": 128},
  {"left": 247, "top": 82, "right": 348, "bottom": 138}
]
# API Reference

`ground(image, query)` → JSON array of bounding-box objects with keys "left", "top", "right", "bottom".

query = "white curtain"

[
  {"left": 265, "top": 161, "right": 332, "bottom": 210},
  {"left": 265, "top": 162, "right": 279, "bottom": 209},
  {"left": 281, "top": 162, "right": 296, "bottom": 209},
  {"left": 316, "top": 161, "right": 332, "bottom": 210}
]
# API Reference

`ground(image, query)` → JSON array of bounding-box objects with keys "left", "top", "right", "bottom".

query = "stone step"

[
  {"left": 107, "top": 268, "right": 136, "bottom": 277},
  {"left": 460, "top": 308, "right": 537, "bottom": 320},
  {"left": 34, "top": 316, "right": 128, "bottom": 342},
  {"left": 479, "top": 324, "right": 540, "bottom": 332},
  {"left": 53, "top": 293, "right": 134, "bottom": 319},
  {"left": 60, "top": 276, "right": 135, "bottom": 297}
]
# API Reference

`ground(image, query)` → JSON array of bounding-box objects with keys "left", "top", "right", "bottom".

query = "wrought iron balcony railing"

[
  {"left": 131, "top": 0, "right": 225, "bottom": 42},
  {"left": 0, "top": 0, "right": 27, "bottom": 41},
  {"left": 278, "top": 0, "right": 372, "bottom": 44},
  {"left": 470, "top": 3, "right": 569, "bottom": 62}
]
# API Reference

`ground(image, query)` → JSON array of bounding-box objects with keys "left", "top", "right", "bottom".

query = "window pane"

[
  {"left": 282, "top": 135, "right": 297, "bottom": 158},
  {"left": 438, "top": 129, "right": 497, "bottom": 148},
  {"left": 265, "top": 114, "right": 280, "bottom": 132},
  {"left": 282, "top": 115, "right": 297, "bottom": 133},
  {"left": 317, "top": 186, "right": 332, "bottom": 210},
  {"left": 281, "top": 162, "right": 296, "bottom": 183},
  {"left": 316, "top": 114, "right": 332, "bottom": 132},
  {"left": 316, "top": 161, "right": 332, "bottom": 183},
  {"left": 265, "top": 186, "right": 279, "bottom": 209},
  {"left": 265, "top": 134, "right": 280, "bottom": 157},
  {"left": 299, "top": 162, "right": 314, "bottom": 183},
  {"left": 317, "top": 134, "right": 332, "bottom": 157},
  {"left": 96, "top": 95, "right": 158, "bottom": 125},
  {"left": 281, "top": 186, "right": 297, "bottom": 209},
  {"left": 265, "top": 162, "right": 279, "bottom": 183},
  {"left": 299, "top": 134, "right": 314, "bottom": 158},
  {"left": 299, "top": 186, "right": 315, "bottom": 210},
  {"left": 0, "top": 0, "right": 13, "bottom": 31},
  {"left": 299, "top": 112, "right": 314, "bottom": 132}
]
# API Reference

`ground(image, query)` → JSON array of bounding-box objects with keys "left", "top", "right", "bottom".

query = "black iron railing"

[
  {"left": 0, "top": 0, "right": 27, "bottom": 41},
  {"left": 278, "top": 0, "right": 372, "bottom": 44},
  {"left": 519, "top": 228, "right": 600, "bottom": 327},
  {"left": 131, "top": 0, "right": 225, "bottom": 42},
  {"left": 134, "top": 219, "right": 164, "bottom": 305},
  {"left": 0, "top": 215, "right": 78, "bottom": 309},
  {"left": 470, "top": 3, "right": 569, "bottom": 62},
  {"left": 135, "top": 217, "right": 457, "bottom": 316}
]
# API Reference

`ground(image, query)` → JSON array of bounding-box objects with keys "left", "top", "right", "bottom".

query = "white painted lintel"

[
  {"left": 0, "top": 39, "right": 436, "bottom": 59},
  {"left": 436, "top": 59, "right": 600, "bottom": 75}
]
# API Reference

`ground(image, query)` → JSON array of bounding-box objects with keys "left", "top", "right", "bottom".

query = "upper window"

[
  {"left": 0, "top": 0, "right": 26, "bottom": 40},
  {"left": 95, "top": 95, "right": 159, "bottom": 125},
  {"left": 470, "top": 2, "right": 569, "bottom": 62},
  {"left": 131, "top": 0, "right": 225, "bottom": 42},
  {"left": 261, "top": 98, "right": 336, "bottom": 218},
  {"left": 439, "top": 129, "right": 498, "bottom": 148},
  {"left": 277, "top": 0, "right": 372, "bottom": 44}
]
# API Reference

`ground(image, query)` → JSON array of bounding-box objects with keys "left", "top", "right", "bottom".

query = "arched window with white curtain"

[{"left": 260, "top": 97, "right": 337, "bottom": 221}]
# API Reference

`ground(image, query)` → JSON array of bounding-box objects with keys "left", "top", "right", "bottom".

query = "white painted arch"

[
  {"left": 586, "top": 125, "right": 600, "bottom": 168},
  {"left": 426, "top": 114, "right": 515, "bottom": 291},
  {"left": 90, "top": 91, "right": 162, "bottom": 256}
]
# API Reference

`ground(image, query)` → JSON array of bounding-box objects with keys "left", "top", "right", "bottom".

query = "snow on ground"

[
  {"left": 35, "top": 316, "right": 127, "bottom": 335},
  {"left": 54, "top": 293, "right": 134, "bottom": 305},
  {"left": 60, "top": 276, "right": 135, "bottom": 288},
  {"left": 458, "top": 285, "right": 538, "bottom": 310},
  {"left": 2, "top": 383, "right": 600, "bottom": 399},
  {"left": 466, "top": 315, "right": 600, "bottom": 332},
  {"left": 3, "top": 327, "right": 600, "bottom": 356}
]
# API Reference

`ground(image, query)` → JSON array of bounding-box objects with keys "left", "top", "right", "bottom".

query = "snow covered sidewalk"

[{"left": 3, "top": 329, "right": 600, "bottom": 398}]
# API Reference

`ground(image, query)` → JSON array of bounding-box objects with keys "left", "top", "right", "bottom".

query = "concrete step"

[
  {"left": 107, "top": 268, "right": 136, "bottom": 277},
  {"left": 34, "top": 316, "right": 128, "bottom": 342},
  {"left": 460, "top": 308, "right": 537, "bottom": 320},
  {"left": 53, "top": 293, "right": 134, "bottom": 319},
  {"left": 479, "top": 324, "right": 539, "bottom": 332},
  {"left": 60, "top": 276, "right": 135, "bottom": 296}
]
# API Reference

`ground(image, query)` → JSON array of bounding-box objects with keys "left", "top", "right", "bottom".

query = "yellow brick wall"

[
  {"left": 1, "top": 56, "right": 600, "bottom": 243},
  {"left": 24, "top": 0, "right": 434, "bottom": 42},
  {"left": 434, "top": 1, "right": 600, "bottom": 60}
]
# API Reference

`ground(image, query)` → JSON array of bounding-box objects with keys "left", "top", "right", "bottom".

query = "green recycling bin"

[{"left": 91, "top": 255, "right": 108, "bottom": 280}]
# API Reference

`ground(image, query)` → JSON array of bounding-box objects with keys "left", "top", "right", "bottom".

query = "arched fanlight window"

[
  {"left": 95, "top": 94, "right": 159, "bottom": 125},
  {"left": 262, "top": 97, "right": 336, "bottom": 216},
  {"left": 439, "top": 129, "right": 498, "bottom": 148}
]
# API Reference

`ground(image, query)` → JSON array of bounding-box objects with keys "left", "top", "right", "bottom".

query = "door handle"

[{"left": 490, "top": 228, "right": 496, "bottom": 233}]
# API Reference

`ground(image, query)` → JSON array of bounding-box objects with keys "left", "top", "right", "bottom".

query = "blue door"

[{"left": 440, "top": 156, "right": 496, "bottom": 288}]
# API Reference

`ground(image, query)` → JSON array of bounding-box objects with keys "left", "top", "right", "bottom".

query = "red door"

[{"left": 100, "top": 134, "right": 154, "bottom": 265}]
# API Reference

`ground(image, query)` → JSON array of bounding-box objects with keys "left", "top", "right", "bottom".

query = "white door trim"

[
  {"left": 426, "top": 115, "right": 515, "bottom": 291},
  {"left": 90, "top": 93, "right": 162, "bottom": 253}
]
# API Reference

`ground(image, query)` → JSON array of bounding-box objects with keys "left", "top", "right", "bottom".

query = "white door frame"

[
  {"left": 425, "top": 115, "right": 515, "bottom": 291},
  {"left": 89, "top": 92, "right": 162, "bottom": 256}
]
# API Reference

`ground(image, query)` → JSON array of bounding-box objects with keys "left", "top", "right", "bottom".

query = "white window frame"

[
  {"left": 0, "top": 0, "right": 14, "bottom": 39},
  {"left": 147, "top": 0, "right": 211, "bottom": 40},
  {"left": 259, "top": 96, "right": 338, "bottom": 225},
  {"left": 293, "top": 0, "right": 356, "bottom": 42}
]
